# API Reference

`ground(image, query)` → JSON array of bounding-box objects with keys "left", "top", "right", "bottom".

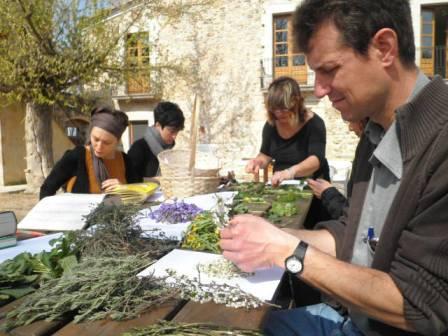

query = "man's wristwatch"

[{"left": 285, "top": 241, "right": 308, "bottom": 275}]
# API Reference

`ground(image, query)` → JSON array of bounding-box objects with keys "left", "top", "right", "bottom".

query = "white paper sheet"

[
  {"left": 137, "top": 249, "right": 284, "bottom": 301},
  {"left": 18, "top": 193, "right": 105, "bottom": 231},
  {"left": 136, "top": 192, "right": 236, "bottom": 241},
  {"left": 0, "top": 233, "right": 63, "bottom": 263}
]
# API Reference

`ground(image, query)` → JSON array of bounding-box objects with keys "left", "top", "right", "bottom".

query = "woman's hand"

[
  {"left": 307, "top": 178, "right": 332, "bottom": 199},
  {"left": 271, "top": 168, "right": 293, "bottom": 187},
  {"left": 245, "top": 159, "right": 262, "bottom": 175},
  {"left": 101, "top": 178, "right": 121, "bottom": 192}
]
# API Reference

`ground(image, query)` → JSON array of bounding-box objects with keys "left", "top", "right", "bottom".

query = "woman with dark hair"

[
  {"left": 39, "top": 106, "right": 140, "bottom": 199},
  {"left": 127, "top": 101, "right": 185, "bottom": 180},
  {"left": 246, "top": 76, "right": 330, "bottom": 228}
]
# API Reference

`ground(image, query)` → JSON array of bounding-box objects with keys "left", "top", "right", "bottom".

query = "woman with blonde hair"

[
  {"left": 246, "top": 76, "right": 330, "bottom": 228},
  {"left": 247, "top": 76, "right": 329, "bottom": 183}
]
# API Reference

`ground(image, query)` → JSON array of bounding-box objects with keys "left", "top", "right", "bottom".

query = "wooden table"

[
  {"left": 0, "top": 298, "right": 272, "bottom": 335},
  {"left": 0, "top": 194, "right": 313, "bottom": 335}
]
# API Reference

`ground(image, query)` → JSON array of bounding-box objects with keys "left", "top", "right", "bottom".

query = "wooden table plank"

[
  {"left": 53, "top": 301, "right": 182, "bottom": 336},
  {"left": 173, "top": 302, "right": 271, "bottom": 330},
  {"left": 10, "top": 320, "right": 68, "bottom": 336},
  {"left": 0, "top": 295, "right": 71, "bottom": 336}
]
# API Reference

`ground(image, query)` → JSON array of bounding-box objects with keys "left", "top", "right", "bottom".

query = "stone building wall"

[
  {"left": 153, "top": 0, "right": 267, "bottom": 174},
  {"left": 0, "top": 102, "right": 75, "bottom": 186},
  {"left": 309, "top": 96, "right": 359, "bottom": 162},
  {"left": 111, "top": 0, "right": 360, "bottom": 179}
]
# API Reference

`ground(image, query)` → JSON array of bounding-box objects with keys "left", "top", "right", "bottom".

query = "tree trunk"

[{"left": 24, "top": 102, "right": 54, "bottom": 193}]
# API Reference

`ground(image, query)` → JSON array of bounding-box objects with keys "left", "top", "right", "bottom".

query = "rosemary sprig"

[{"left": 122, "top": 320, "right": 263, "bottom": 335}]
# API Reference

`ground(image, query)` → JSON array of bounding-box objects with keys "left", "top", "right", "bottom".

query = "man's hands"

[
  {"left": 219, "top": 214, "right": 299, "bottom": 272},
  {"left": 307, "top": 178, "right": 332, "bottom": 199}
]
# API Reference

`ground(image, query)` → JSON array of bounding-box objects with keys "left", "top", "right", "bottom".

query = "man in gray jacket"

[{"left": 220, "top": 0, "right": 448, "bottom": 335}]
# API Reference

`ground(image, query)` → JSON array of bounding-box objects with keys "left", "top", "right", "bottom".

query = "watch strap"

[{"left": 295, "top": 240, "right": 308, "bottom": 263}]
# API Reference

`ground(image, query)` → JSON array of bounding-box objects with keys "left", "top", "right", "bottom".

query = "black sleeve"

[
  {"left": 123, "top": 152, "right": 142, "bottom": 183},
  {"left": 307, "top": 116, "right": 327, "bottom": 165},
  {"left": 321, "top": 186, "right": 347, "bottom": 220},
  {"left": 127, "top": 140, "right": 146, "bottom": 181},
  {"left": 260, "top": 122, "right": 273, "bottom": 156},
  {"left": 39, "top": 147, "right": 81, "bottom": 199}
]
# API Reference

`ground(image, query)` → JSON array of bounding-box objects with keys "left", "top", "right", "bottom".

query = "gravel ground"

[{"left": 0, "top": 192, "right": 39, "bottom": 222}]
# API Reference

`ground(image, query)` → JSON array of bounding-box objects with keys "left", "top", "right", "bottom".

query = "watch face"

[{"left": 286, "top": 256, "right": 303, "bottom": 274}]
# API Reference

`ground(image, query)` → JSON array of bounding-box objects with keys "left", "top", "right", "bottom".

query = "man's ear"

[{"left": 371, "top": 28, "right": 398, "bottom": 67}]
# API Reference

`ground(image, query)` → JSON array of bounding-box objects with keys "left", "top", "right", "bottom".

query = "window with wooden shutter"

[
  {"left": 420, "top": 9, "right": 435, "bottom": 77},
  {"left": 126, "top": 32, "right": 150, "bottom": 94},
  {"left": 273, "top": 14, "right": 307, "bottom": 84}
]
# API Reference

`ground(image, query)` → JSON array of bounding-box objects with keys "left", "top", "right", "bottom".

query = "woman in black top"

[
  {"left": 246, "top": 76, "right": 329, "bottom": 185},
  {"left": 246, "top": 76, "right": 330, "bottom": 228}
]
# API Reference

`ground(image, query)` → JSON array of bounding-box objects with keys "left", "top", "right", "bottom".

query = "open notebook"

[{"left": 18, "top": 193, "right": 105, "bottom": 231}]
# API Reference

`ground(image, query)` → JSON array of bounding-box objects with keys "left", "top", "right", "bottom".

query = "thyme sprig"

[
  {"left": 2, "top": 255, "right": 179, "bottom": 331},
  {"left": 122, "top": 320, "right": 263, "bottom": 335}
]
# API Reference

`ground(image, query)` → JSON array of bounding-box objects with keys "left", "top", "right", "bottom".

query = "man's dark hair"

[
  {"left": 293, "top": 0, "right": 415, "bottom": 68},
  {"left": 153, "top": 101, "right": 185, "bottom": 130}
]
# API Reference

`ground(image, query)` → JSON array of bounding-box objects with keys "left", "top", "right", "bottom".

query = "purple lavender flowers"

[{"left": 149, "top": 201, "right": 204, "bottom": 224}]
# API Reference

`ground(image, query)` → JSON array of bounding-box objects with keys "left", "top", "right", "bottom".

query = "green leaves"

[{"left": 0, "top": 233, "right": 79, "bottom": 305}]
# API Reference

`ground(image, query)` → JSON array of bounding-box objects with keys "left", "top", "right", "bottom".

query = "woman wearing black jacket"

[{"left": 40, "top": 106, "right": 140, "bottom": 199}]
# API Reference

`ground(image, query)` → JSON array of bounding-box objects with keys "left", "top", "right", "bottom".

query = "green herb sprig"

[
  {"left": 181, "top": 212, "right": 221, "bottom": 253},
  {"left": 122, "top": 320, "right": 263, "bottom": 335},
  {"left": 2, "top": 255, "right": 179, "bottom": 330}
]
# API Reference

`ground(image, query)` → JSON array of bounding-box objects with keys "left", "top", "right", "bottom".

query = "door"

[
  {"left": 129, "top": 120, "right": 148, "bottom": 144},
  {"left": 273, "top": 14, "right": 307, "bottom": 84}
]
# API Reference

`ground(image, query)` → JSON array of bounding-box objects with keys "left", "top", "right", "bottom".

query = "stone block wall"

[
  {"left": 153, "top": 0, "right": 266, "bottom": 175},
  {"left": 110, "top": 0, "right": 360, "bottom": 179}
]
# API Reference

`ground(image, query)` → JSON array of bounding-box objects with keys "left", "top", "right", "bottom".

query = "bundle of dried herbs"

[
  {"left": 197, "top": 259, "right": 254, "bottom": 280},
  {"left": 122, "top": 320, "right": 263, "bottom": 336},
  {"left": 181, "top": 211, "right": 221, "bottom": 253},
  {"left": 78, "top": 203, "right": 178, "bottom": 258},
  {"left": 2, "top": 255, "right": 180, "bottom": 331},
  {"left": 168, "top": 270, "right": 266, "bottom": 309}
]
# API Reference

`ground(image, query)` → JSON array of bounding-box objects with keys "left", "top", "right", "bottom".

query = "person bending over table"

[
  {"left": 221, "top": 1, "right": 448, "bottom": 335},
  {"left": 308, "top": 119, "right": 368, "bottom": 220},
  {"left": 246, "top": 76, "right": 331, "bottom": 227},
  {"left": 40, "top": 106, "right": 140, "bottom": 199},
  {"left": 127, "top": 101, "right": 185, "bottom": 181}
]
